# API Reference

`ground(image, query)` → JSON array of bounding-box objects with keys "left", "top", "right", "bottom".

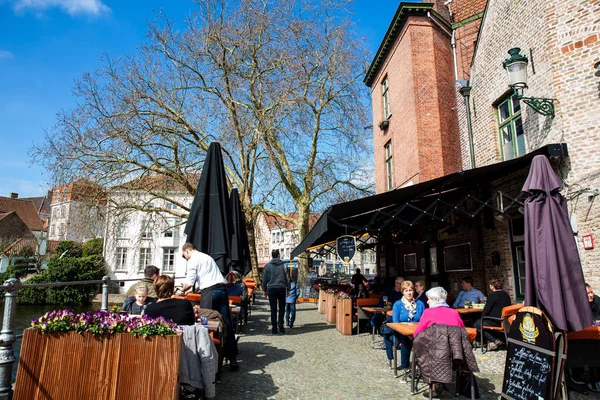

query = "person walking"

[
  {"left": 286, "top": 280, "right": 300, "bottom": 328},
  {"left": 262, "top": 250, "right": 289, "bottom": 334},
  {"left": 181, "top": 242, "right": 239, "bottom": 371}
]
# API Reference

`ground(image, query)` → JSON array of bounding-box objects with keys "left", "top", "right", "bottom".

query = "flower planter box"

[
  {"left": 14, "top": 329, "right": 182, "bottom": 400},
  {"left": 318, "top": 290, "right": 326, "bottom": 314},
  {"left": 324, "top": 293, "right": 337, "bottom": 324},
  {"left": 336, "top": 298, "right": 353, "bottom": 336}
]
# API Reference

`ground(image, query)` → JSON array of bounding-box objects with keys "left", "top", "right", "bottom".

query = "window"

[
  {"left": 58, "top": 223, "right": 65, "bottom": 237},
  {"left": 384, "top": 141, "right": 394, "bottom": 191},
  {"left": 382, "top": 77, "right": 391, "bottom": 119},
  {"left": 60, "top": 205, "right": 66, "bottom": 218},
  {"left": 139, "top": 248, "right": 151, "bottom": 271},
  {"left": 141, "top": 219, "right": 153, "bottom": 239},
  {"left": 166, "top": 202, "right": 178, "bottom": 211},
  {"left": 497, "top": 94, "right": 525, "bottom": 160},
  {"left": 116, "top": 247, "right": 128, "bottom": 271},
  {"left": 510, "top": 217, "right": 526, "bottom": 299},
  {"left": 50, "top": 225, "right": 55, "bottom": 236},
  {"left": 53, "top": 190, "right": 60, "bottom": 203},
  {"left": 163, "top": 248, "right": 176, "bottom": 273},
  {"left": 164, "top": 217, "right": 176, "bottom": 238},
  {"left": 117, "top": 220, "right": 129, "bottom": 239}
]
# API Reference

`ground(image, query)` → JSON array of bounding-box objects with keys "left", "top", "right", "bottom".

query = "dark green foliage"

[
  {"left": 82, "top": 238, "right": 104, "bottom": 257},
  {"left": 55, "top": 241, "right": 83, "bottom": 259},
  {"left": 18, "top": 255, "right": 107, "bottom": 305}
]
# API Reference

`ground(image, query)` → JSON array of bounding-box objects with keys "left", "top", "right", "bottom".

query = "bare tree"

[{"left": 33, "top": 0, "right": 372, "bottom": 282}]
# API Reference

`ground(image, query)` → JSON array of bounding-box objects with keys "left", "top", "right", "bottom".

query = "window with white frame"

[
  {"left": 116, "top": 247, "right": 128, "bottom": 271},
  {"left": 53, "top": 190, "right": 60, "bottom": 203},
  {"left": 162, "top": 248, "right": 176, "bottom": 272},
  {"left": 141, "top": 218, "right": 153, "bottom": 239},
  {"left": 60, "top": 205, "right": 66, "bottom": 218},
  {"left": 139, "top": 248, "right": 151, "bottom": 271},
  {"left": 497, "top": 93, "right": 525, "bottom": 160},
  {"left": 382, "top": 77, "right": 391, "bottom": 119},
  {"left": 166, "top": 202, "right": 178, "bottom": 211},
  {"left": 385, "top": 141, "right": 394, "bottom": 191},
  {"left": 164, "top": 217, "right": 176, "bottom": 238},
  {"left": 117, "top": 220, "right": 129, "bottom": 239},
  {"left": 50, "top": 225, "right": 55, "bottom": 236},
  {"left": 59, "top": 223, "right": 65, "bottom": 237}
]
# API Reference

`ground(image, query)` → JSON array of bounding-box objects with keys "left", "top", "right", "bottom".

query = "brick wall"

[
  {"left": 371, "top": 15, "right": 461, "bottom": 194},
  {"left": 462, "top": 0, "right": 600, "bottom": 287}
]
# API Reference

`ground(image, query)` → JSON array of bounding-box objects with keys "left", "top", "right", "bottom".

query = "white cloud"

[
  {"left": 0, "top": 50, "right": 15, "bottom": 59},
  {"left": 11, "top": 0, "right": 110, "bottom": 17}
]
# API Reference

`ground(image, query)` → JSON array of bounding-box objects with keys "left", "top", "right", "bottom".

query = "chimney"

[{"left": 10, "top": 192, "right": 18, "bottom": 199}]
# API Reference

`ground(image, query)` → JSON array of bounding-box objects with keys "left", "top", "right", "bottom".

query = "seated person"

[
  {"left": 587, "top": 283, "right": 600, "bottom": 322},
  {"left": 351, "top": 268, "right": 368, "bottom": 296},
  {"left": 371, "top": 277, "right": 404, "bottom": 336},
  {"left": 226, "top": 271, "right": 248, "bottom": 325},
  {"left": 413, "top": 286, "right": 470, "bottom": 398},
  {"left": 415, "top": 280, "right": 428, "bottom": 307},
  {"left": 452, "top": 276, "right": 485, "bottom": 308},
  {"left": 126, "top": 264, "right": 159, "bottom": 298},
  {"left": 474, "top": 279, "right": 511, "bottom": 351},
  {"left": 383, "top": 280, "right": 424, "bottom": 371},
  {"left": 122, "top": 286, "right": 155, "bottom": 315},
  {"left": 356, "top": 284, "right": 370, "bottom": 299},
  {"left": 145, "top": 275, "right": 195, "bottom": 326}
]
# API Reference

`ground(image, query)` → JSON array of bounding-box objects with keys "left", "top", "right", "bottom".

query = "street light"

[{"left": 502, "top": 47, "right": 556, "bottom": 117}]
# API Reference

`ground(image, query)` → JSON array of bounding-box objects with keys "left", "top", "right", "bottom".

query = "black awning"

[{"left": 291, "top": 144, "right": 568, "bottom": 258}]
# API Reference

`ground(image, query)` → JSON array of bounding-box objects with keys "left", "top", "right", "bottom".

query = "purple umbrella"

[{"left": 523, "top": 155, "right": 593, "bottom": 332}]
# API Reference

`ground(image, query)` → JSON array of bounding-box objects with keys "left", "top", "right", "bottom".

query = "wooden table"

[{"left": 455, "top": 307, "right": 484, "bottom": 315}]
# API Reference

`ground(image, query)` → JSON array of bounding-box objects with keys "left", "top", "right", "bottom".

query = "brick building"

[
  {"left": 365, "top": 2, "right": 462, "bottom": 193},
  {"left": 461, "top": 0, "right": 600, "bottom": 290},
  {"left": 293, "top": 0, "right": 599, "bottom": 302}
]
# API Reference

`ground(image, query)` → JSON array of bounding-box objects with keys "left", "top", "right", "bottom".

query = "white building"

[
  {"left": 48, "top": 180, "right": 105, "bottom": 242},
  {"left": 104, "top": 181, "right": 193, "bottom": 293}
]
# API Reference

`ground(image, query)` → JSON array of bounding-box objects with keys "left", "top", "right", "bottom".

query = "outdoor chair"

[
  {"left": 354, "top": 297, "right": 380, "bottom": 335},
  {"left": 228, "top": 296, "right": 244, "bottom": 333},
  {"left": 480, "top": 303, "right": 524, "bottom": 353}
]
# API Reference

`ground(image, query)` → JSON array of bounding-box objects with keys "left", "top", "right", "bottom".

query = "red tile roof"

[
  {"left": 116, "top": 173, "right": 199, "bottom": 193},
  {"left": 263, "top": 212, "right": 320, "bottom": 230},
  {"left": 0, "top": 197, "right": 44, "bottom": 231}
]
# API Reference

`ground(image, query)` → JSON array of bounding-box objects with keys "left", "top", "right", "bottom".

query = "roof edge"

[{"left": 364, "top": 2, "right": 436, "bottom": 87}]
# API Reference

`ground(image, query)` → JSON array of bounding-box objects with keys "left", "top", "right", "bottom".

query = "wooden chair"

[
  {"left": 354, "top": 298, "right": 380, "bottom": 334},
  {"left": 480, "top": 303, "right": 524, "bottom": 353}
]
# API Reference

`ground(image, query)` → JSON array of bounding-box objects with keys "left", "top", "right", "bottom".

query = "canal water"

[{"left": 0, "top": 303, "right": 98, "bottom": 381}]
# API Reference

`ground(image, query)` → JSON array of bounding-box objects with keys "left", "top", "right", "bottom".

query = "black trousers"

[{"left": 268, "top": 287, "right": 286, "bottom": 329}]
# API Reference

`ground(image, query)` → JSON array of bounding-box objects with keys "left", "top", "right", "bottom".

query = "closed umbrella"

[
  {"left": 184, "top": 142, "right": 233, "bottom": 275},
  {"left": 230, "top": 188, "right": 252, "bottom": 276},
  {"left": 522, "top": 155, "right": 593, "bottom": 332}
]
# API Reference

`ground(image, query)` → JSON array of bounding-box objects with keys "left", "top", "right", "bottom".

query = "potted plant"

[
  {"left": 14, "top": 310, "right": 182, "bottom": 400},
  {"left": 336, "top": 292, "right": 353, "bottom": 336},
  {"left": 324, "top": 288, "right": 337, "bottom": 324}
]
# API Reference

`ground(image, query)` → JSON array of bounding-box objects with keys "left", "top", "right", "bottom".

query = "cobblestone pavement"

[{"left": 216, "top": 300, "right": 599, "bottom": 399}]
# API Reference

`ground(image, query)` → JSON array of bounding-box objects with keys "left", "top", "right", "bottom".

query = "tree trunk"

[{"left": 296, "top": 205, "right": 311, "bottom": 289}]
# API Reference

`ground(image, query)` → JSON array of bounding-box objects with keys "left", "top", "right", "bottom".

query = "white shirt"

[{"left": 185, "top": 250, "right": 226, "bottom": 291}]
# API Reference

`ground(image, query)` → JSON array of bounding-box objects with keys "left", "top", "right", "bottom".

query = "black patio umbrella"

[
  {"left": 522, "top": 155, "right": 593, "bottom": 332},
  {"left": 229, "top": 188, "right": 252, "bottom": 276},
  {"left": 184, "top": 142, "right": 233, "bottom": 275}
]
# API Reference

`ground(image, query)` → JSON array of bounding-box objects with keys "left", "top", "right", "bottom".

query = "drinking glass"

[
  {"left": 200, "top": 316, "right": 209, "bottom": 326},
  {"left": 383, "top": 296, "right": 388, "bottom": 306}
]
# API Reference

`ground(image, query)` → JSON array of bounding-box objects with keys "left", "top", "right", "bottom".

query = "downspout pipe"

[
  {"left": 459, "top": 85, "right": 476, "bottom": 169},
  {"left": 443, "top": 0, "right": 459, "bottom": 81}
]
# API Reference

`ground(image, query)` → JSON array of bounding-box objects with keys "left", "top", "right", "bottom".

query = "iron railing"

[{"left": 0, "top": 275, "right": 185, "bottom": 399}]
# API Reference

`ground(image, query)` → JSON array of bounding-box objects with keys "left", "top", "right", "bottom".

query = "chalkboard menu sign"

[
  {"left": 443, "top": 243, "right": 472, "bottom": 272},
  {"left": 501, "top": 309, "right": 555, "bottom": 400},
  {"left": 336, "top": 235, "right": 356, "bottom": 263}
]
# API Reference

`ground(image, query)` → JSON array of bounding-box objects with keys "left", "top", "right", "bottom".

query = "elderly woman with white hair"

[{"left": 413, "top": 286, "right": 464, "bottom": 338}]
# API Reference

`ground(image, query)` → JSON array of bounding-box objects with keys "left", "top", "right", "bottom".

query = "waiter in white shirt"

[{"left": 181, "top": 242, "right": 239, "bottom": 371}]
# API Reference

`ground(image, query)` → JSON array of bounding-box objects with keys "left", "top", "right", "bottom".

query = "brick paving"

[{"left": 216, "top": 300, "right": 597, "bottom": 399}]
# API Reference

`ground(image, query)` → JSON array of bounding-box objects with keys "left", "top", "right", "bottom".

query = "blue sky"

[{"left": 0, "top": 0, "right": 402, "bottom": 198}]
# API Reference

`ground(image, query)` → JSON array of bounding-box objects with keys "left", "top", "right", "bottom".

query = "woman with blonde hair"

[{"left": 383, "top": 280, "right": 425, "bottom": 372}]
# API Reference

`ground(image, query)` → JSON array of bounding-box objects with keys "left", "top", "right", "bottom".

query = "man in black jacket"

[
  {"left": 262, "top": 250, "right": 289, "bottom": 334},
  {"left": 587, "top": 283, "right": 600, "bottom": 321},
  {"left": 474, "top": 279, "right": 511, "bottom": 351}
]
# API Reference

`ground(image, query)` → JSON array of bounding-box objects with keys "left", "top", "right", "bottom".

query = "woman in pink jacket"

[{"left": 413, "top": 286, "right": 464, "bottom": 338}]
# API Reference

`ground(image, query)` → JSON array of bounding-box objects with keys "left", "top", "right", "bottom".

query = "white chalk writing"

[{"left": 504, "top": 345, "right": 550, "bottom": 400}]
